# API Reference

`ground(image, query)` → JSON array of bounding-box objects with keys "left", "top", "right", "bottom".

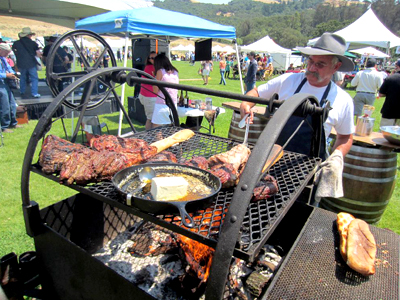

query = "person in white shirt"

[
  {"left": 240, "top": 33, "right": 355, "bottom": 161},
  {"left": 350, "top": 58, "right": 383, "bottom": 118}
]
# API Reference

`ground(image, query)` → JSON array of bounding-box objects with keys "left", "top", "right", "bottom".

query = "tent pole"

[
  {"left": 118, "top": 32, "right": 130, "bottom": 136},
  {"left": 235, "top": 42, "right": 245, "bottom": 94}
]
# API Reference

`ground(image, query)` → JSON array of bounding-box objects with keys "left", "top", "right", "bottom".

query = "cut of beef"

[
  {"left": 252, "top": 174, "right": 279, "bottom": 202},
  {"left": 209, "top": 164, "right": 238, "bottom": 188},
  {"left": 92, "top": 151, "right": 129, "bottom": 181},
  {"left": 183, "top": 156, "right": 209, "bottom": 170},
  {"left": 60, "top": 148, "right": 96, "bottom": 185},
  {"left": 39, "top": 135, "right": 85, "bottom": 174},
  {"left": 146, "top": 151, "right": 178, "bottom": 163}
]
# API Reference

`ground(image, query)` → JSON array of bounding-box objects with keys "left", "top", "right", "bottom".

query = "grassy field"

[{"left": 1, "top": 60, "right": 399, "bottom": 258}]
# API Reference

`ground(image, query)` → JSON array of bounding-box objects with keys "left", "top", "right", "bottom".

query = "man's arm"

[
  {"left": 332, "top": 133, "right": 353, "bottom": 157},
  {"left": 239, "top": 87, "right": 259, "bottom": 121}
]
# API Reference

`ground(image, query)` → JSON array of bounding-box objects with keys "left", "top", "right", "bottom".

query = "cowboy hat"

[
  {"left": 297, "top": 33, "right": 354, "bottom": 72},
  {"left": 19, "top": 27, "right": 35, "bottom": 38}
]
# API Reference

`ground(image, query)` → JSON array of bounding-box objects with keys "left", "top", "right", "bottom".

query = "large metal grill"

[{"left": 32, "top": 125, "right": 319, "bottom": 262}]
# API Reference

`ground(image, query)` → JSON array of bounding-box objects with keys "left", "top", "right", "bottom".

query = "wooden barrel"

[
  {"left": 320, "top": 145, "right": 397, "bottom": 223},
  {"left": 228, "top": 111, "right": 270, "bottom": 144}
]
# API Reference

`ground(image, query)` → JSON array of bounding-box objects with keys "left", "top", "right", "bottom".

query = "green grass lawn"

[{"left": 1, "top": 61, "right": 399, "bottom": 258}]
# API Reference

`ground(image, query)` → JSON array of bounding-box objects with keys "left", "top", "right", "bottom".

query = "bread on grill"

[
  {"left": 336, "top": 212, "right": 355, "bottom": 261},
  {"left": 337, "top": 212, "right": 376, "bottom": 276},
  {"left": 346, "top": 218, "right": 376, "bottom": 276}
]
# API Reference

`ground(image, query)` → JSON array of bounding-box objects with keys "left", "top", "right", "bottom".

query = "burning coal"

[{"left": 93, "top": 221, "right": 282, "bottom": 300}]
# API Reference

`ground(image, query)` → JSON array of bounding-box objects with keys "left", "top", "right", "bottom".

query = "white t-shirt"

[{"left": 257, "top": 73, "right": 355, "bottom": 139}]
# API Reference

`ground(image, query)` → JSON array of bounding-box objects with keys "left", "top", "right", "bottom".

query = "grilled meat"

[
  {"left": 92, "top": 151, "right": 129, "bottom": 180},
  {"left": 90, "top": 135, "right": 121, "bottom": 152},
  {"left": 90, "top": 135, "right": 158, "bottom": 161},
  {"left": 183, "top": 156, "right": 209, "bottom": 170},
  {"left": 209, "top": 164, "right": 238, "bottom": 188},
  {"left": 39, "top": 135, "right": 85, "bottom": 174},
  {"left": 146, "top": 151, "right": 178, "bottom": 163},
  {"left": 60, "top": 148, "right": 96, "bottom": 185},
  {"left": 40, "top": 134, "right": 159, "bottom": 184},
  {"left": 208, "top": 144, "right": 251, "bottom": 173},
  {"left": 252, "top": 174, "right": 279, "bottom": 202}
]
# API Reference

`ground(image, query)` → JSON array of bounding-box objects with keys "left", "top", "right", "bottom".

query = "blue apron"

[{"left": 276, "top": 78, "right": 331, "bottom": 160}]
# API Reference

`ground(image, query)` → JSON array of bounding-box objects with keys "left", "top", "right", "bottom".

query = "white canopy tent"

[
  {"left": 241, "top": 35, "right": 291, "bottom": 53},
  {"left": 349, "top": 46, "right": 390, "bottom": 58},
  {"left": 221, "top": 45, "right": 236, "bottom": 53},
  {"left": 307, "top": 9, "right": 400, "bottom": 52},
  {"left": 171, "top": 44, "right": 187, "bottom": 51},
  {"left": 212, "top": 45, "right": 224, "bottom": 52},
  {"left": 184, "top": 44, "right": 195, "bottom": 52}
]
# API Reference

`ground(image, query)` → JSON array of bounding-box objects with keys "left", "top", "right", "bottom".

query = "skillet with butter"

[{"left": 112, "top": 163, "right": 221, "bottom": 228}]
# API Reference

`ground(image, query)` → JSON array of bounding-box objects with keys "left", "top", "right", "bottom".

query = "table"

[
  {"left": 177, "top": 106, "right": 225, "bottom": 133},
  {"left": 330, "top": 127, "right": 400, "bottom": 149}
]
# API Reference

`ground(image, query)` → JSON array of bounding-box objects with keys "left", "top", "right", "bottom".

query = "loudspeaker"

[
  {"left": 128, "top": 96, "right": 146, "bottom": 125},
  {"left": 195, "top": 39, "right": 212, "bottom": 61},
  {"left": 131, "top": 39, "right": 169, "bottom": 69},
  {"left": 131, "top": 38, "right": 169, "bottom": 97}
]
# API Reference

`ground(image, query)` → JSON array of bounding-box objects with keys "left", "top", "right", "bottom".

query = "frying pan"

[{"left": 112, "top": 163, "right": 221, "bottom": 228}]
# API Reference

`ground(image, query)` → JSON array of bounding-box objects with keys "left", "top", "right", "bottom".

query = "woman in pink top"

[
  {"left": 139, "top": 51, "right": 157, "bottom": 130},
  {"left": 151, "top": 53, "right": 179, "bottom": 128}
]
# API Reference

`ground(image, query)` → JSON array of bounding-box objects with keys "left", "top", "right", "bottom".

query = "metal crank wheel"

[{"left": 46, "top": 29, "right": 117, "bottom": 110}]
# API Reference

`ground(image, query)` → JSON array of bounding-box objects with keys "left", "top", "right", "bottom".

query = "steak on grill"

[
  {"left": 183, "top": 156, "right": 209, "bottom": 170},
  {"left": 252, "top": 174, "right": 279, "bottom": 202},
  {"left": 39, "top": 135, "right": 85, "bottom": 174},
  {"left": 146, "top": 151, "right": 178, "bottom": 163}
]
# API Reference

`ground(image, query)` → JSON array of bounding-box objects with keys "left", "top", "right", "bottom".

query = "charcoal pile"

[{"left": 93, "top": 222, "right": 283, "bottom": 300}]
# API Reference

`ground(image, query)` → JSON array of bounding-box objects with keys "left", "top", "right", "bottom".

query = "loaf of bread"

[
  {"left": 150, "top": 129, "right": 195, "bottom": 153},
  {"left": 346, "top": 219, "right": 376, "bottom": 276},
  {"left": 336, "top": 212, "right": 355, "bottom": 261}
]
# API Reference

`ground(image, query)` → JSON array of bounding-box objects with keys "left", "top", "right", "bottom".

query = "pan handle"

[
  {"left": 126, "top": 193, "right": 133, "bottom": 206},
  {"left": 174, "top": 202, "right": 195, "bottom": 228}
]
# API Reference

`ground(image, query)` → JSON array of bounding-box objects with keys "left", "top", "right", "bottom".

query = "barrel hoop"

[
  {"left": 343, "top": 173, "right": 397, "bottom": 183},
  {"left": 350, "top": 145, "right": 396, "bottom": 156},
  {"left": 345, "top": 153, "right": 397, "bottom": 163},
  {"left": 344, "top": 163, "right": 398, "bottom": 173},
  {"left": 322, "top": 198, "right": 388, "bottom": 214}
]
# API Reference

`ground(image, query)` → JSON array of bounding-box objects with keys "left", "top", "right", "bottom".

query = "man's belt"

[{"left": 357, "top": 91, "right": 375, "bottom": 94}]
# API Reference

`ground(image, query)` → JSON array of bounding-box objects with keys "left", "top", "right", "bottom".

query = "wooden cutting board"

[{"left": 262, "top": 144, "right": 283, "bottom": 173}]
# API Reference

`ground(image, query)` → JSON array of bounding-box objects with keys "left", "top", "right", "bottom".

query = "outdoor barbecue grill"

[{"left": 19, "top": 31, "right": 399, "bottom": 300}]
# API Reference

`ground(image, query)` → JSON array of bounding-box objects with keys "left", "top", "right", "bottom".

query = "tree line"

[{"left": 153, "top": 0, "right": 400, "bottom": 54}]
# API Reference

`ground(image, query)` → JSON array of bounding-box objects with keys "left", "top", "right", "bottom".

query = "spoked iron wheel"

[{"left": 46, "top": 29, "right": 117, "bottom": 110}]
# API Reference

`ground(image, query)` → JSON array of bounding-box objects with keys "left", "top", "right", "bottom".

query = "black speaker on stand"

[{"left": 131, "top": 38, "right": 169, "bottom": 97}]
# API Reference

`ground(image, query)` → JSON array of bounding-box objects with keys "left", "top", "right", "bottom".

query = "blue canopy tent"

[{"left": 75, "top": 7, "right": 240, "bottom": 134}]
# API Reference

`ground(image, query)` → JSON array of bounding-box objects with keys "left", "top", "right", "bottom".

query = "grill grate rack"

[{"left": 32, "top": 126, "right": 319, "bottom": 261}]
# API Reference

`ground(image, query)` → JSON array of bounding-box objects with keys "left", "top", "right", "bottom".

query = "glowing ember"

[{"left": 177, "top": 235, "right": 214, "bottom": 283}]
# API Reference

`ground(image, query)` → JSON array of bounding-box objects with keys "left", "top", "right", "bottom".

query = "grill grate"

[
  {"left": 264, "top": 208, "right": 400, "bottom": 300},
  {"left": 33, "top": 126, "right": 319, "bottom": 261}
]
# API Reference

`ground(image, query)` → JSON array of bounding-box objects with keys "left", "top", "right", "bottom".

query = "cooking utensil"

[
  {"left": 238, "top": 114, "right": 249, "bottom": 128},
  {"left": 381, "top": 126, "right": 400, "bottom": 145},
  {"left": 243, "top": 118, "right": 250, "bottom": 146},
  {"left": 139, "top": 166, "right": 156, "bottom": 182},
  {"left": 112, "top": 163, "right": 221, "bottom": 228},
  {"left": 130, "top": 166, "right": 157, "bottom": 194}
]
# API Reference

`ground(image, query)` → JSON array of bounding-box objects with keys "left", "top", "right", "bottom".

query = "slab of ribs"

[{"left": 38, "top": 134, "right": 278, "bottom": 201}]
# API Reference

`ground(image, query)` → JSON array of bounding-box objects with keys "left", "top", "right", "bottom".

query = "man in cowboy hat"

[
  {"left": 240, "top": 33, "right": 355, "bottom": 204},
  {"left": 240, "top": 32, "right": 354, "bottom": 159},
  {"left": 12, "top": 27, "right": 42, "bottom": 98}
]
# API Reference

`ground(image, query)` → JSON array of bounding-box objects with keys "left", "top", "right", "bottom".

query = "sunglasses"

[{"left": 149, "top": 57, "right": 156, "bottom": 59}]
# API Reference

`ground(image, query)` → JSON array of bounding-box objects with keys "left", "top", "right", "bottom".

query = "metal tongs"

[{"left": 239, "top": 114, "right": 250, "bottom": 146}]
